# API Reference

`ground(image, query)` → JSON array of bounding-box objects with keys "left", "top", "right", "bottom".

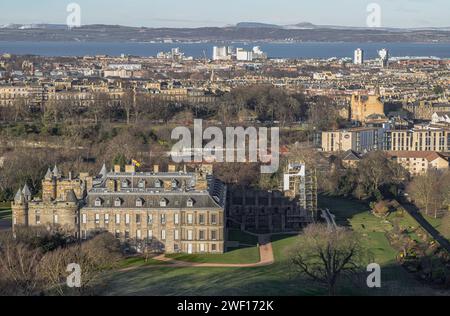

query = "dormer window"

[
  {"left": 121, "top": 180, "right": 130, "bottom": 189},
  {"left": 114, "top": 198, "right": 123, "bottom": 207},
  {"left": 95, "top": 198, "right": 103, "bottom": 207},
  {"left": 160, "top": 198, "right": 167, "bottom": 207},
  {"left": 187, "top": 198, "right": 194, "bottom": 207},
  {"left": 155, "top": 179, "right": 162, "bottom": 188},
  {"left": 138, "top": 179, "right": 146, "bottom": 189},
  {"left": 136, "top": 198, "right": 143, "bottom": 207},
  {"left": 171, "top": 179, "right": 179, "bottom": 189}
]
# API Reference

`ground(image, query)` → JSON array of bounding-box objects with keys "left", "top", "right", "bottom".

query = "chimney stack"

[{"left": 168, "top": 164, "right": 176, "bottom": 173}]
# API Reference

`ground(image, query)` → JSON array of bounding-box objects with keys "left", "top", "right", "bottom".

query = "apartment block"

[
  {"left": 386, "top": 151, "right": 449, "bottom": 176},
  {"left": 386, "top": 126, "right": 450, "bottom": 152},
  {"left": 321, "top": 127, "right": 384, "bottom": 153}
]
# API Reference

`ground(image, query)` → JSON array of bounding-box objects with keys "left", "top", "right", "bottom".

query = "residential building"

[
  {"left": 212, "top": 46, "right": 232, "bottom": 61},
  {"left": 431, "top": 112, "right": 450, "bottom": 124},
  {"left": 341, "top": 150, "right": 362, "bottom": 168},
  {"left": 236, "top": 48, "right": 253, "bottom": 61},
  {"left": 321, "top": 127, "right": 384, "bottom": 153},
  {"left": 354, "top": 48, "right": 364, "bottom": 65},
  {"left": 386, "top": 151, "right": 449, "bottom": 176},
  {"left": 386, "top": 126, "right": 450, "bottom": 152},
  {"left": 378, "top": 48, "right": 389, "bottom": 68}
]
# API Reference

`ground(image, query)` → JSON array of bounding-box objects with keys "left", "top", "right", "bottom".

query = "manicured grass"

[
  {"left": 118, "top": 257, "right": 169, "bottom": 269},
  {"left": 319, "top": 195, "right": 371, "bottom": 226},
  {"left": 271, "top": 234, "right": 300, "bottom": 262},
  {"left": 166, "top": 246, "right": 260, "bottom": 264},
  {"left": 318, "top": 196, "right": 441, "bottom": 295},
  {"left": 0, "top": 206, "right": 12, "bottom": 221},
  {"left": 100, "top": 197, "right": 443, "bottom": 296},
  {"left": 101, "top": 265, "right": 323, "bottom": 296}
]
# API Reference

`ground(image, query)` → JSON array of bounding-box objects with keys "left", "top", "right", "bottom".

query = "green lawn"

[
  {"left": 118, "top": 257, "right": 170, "bottom": 269},
  {"left": 318, "top": 196, "right": 443, "bottom": 295},
  {"left": 166, "top": 246, "right": 260, "bottom": 264},
  {"left": 162, "top": 229, "right": 260, "bottom": 264},
  {"left": 99, "top": 196, "right": 443, "bottom": 296},
  {"left": 422, "top": 214, "right": 450, "bottom": 239},
  {"left": 0, "top": 203, "right": 12, "bottom": 221},
  {"left": 101, "top": 235, "right": 323, "bottom": 296},
  {"left": 271, "top": 234, "right": 300, "bottom": 261}
]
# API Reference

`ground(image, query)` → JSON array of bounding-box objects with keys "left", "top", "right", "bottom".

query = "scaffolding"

[{"left": 283, "top": 162, "right": 318, "bottom": 223}]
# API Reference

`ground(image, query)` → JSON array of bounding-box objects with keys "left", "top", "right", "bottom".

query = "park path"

[{"left": 120, "top": 234, "right": 275, "bottom": 272}]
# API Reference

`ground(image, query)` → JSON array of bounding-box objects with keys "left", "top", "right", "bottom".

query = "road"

[{"left": 401, "top": 203, "right": 450, "bottom": 254}]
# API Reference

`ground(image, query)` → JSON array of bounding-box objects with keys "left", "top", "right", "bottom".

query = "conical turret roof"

[
  {"left": 14, "top": 188, "right": 24, "bottom": 203},
  {"left": 22, "top": 184, "right": 32, "bottom": 200},
  {"left": 52, "top": 164, "right": 61, "bottom": 177},
  {"left": 99, "top": 163, "right": 108, "bottom": 178},
  {"left": 45, "top": 168, "right": 53, "bottom": 179}
]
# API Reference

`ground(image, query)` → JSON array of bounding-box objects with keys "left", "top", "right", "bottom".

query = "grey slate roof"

[
  {"left": 86, "top": 191, "right": 222, "bottom": 209},
  {"left": 66, "top": 190, "right": 78, "bottom": 203},
  {"left": 14, "top": 189, "right": 24, "bottom": 203},
  {"left": 52, "top": 165, "right": 60, "bottom": 178},
  {"left": 45, "top": 168, "right": 53, "bottom": 179},
  {"left": 342, "top": 150, "right": 362, "bottom": 161},
  {"left": 85, "top": 172, "right": 226, "bottom": 210},
  {"left": 22, "top": 184, "right": 32, "bottom": 200}
]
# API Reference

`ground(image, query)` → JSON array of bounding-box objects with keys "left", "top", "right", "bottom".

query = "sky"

[{"left": 0, "top": 0, "right": 448, "bottom": 28}]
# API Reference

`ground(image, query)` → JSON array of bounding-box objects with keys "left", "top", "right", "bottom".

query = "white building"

[
  {"left": 212, "top": 46, "right": 232, "bottom": 61},
  {"left": 108, "top": 64, "right": 142, "bottom": 71},
  {"left": 378, "top": 48, "right": 389, "bottom": 68},
  {"left": 236, "top": 48, "right": 253, "bottom": 61},
  {"left": 432, "top": 112, "right": 450, "bottom": 124},
  {"left": 354, "top": 48, "right": 364, "bottom": 65},
  {"left": 252, "top": 46, "right": 267, "bottom": 60}
]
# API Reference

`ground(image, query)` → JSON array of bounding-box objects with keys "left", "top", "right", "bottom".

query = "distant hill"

[
  {"left": 0, "top": 23, "right": 449, "bottom": 43},
  {"left": 236, "top": 22, "right": 282, "bottom": 29}
]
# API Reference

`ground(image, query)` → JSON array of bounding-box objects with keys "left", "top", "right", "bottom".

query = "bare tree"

[
  {"left": 91, "top": 92, "right": 110, "bottom": 124},
  {"left": 12, "top": 97, "right": 28, "bottom": 122},
  {"left": 407, "top": 170, "right": 446, "bottom": 217},
  {"left": 289, "top": 223, "right": 371, "bottom": 296},
  {"left": 0, "top": 232, "right": 43, "bottom": 296},
  {"left": 121, "top": 90, "right": 134, "bottom": 125}
]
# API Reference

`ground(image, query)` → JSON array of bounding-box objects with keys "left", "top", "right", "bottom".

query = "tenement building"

[
  {"left": 386, "top": 125, "right": 450, "bottom": 152},
  {"left": 12, "top": 163, "right": 227, "bottom": 254}
]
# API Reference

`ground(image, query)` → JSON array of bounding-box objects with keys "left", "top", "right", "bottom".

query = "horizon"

[
  {"left": 0, "top": 0, "right": 449, "bottom": 29},
  {"left": 1, "top": 21, "right": 450, "bottom": 30}
]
